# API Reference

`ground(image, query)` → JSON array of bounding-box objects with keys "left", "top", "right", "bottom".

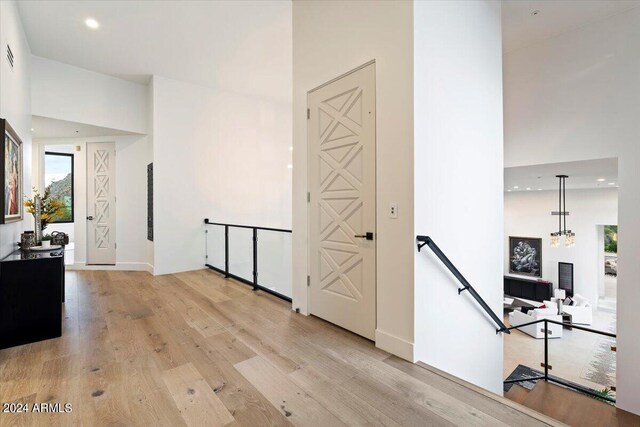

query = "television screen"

[{"left": 558, "top": 262, "right": 574, "bottom": 297}]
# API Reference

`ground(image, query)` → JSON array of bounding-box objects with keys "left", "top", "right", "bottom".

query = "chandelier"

[{"left": 550, "top": 175, "right": 575, "bottom": 247}]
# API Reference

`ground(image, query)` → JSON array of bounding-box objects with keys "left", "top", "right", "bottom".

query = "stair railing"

[
  {"left": 416, "top": 235, "right": 509, "bottom": 334},
  {"left": 504, "top": 319, "right": 617, "bottom": 403}
]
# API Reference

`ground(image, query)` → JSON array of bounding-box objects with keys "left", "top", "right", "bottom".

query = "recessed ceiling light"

[
  {"left": 608, "top": 182, "right": 616, "bottom": 186},
  {"left": 507, "top": 189, "right": 512, "bottom": 192},
  {"left": 30, "top": 128, "right": 34, "bottom": 132},
  {"left": 287, "top": 164, "right": 293, "bottom": 169},
  {"left": 538, "top": 188, "right": 543, "bottom": 191},
  {"left": 513, "top": 186, "right": 519, "bottom": 189},
  {"left": 289, "top": 146, "right": 293, "bottom": 151},
  {"left": 85, "top": 18, "right": 100, "bottom": 29},
  {"left": 597, "top": 178, "right": 605, "bottom": 182},
  {"left": 526, "top": 187, "right": 531, "bottom": 191}
]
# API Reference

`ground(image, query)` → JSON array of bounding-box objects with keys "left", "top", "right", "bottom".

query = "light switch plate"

[{"left": 389, "top": 202, "right": 398, "bottom": 219}]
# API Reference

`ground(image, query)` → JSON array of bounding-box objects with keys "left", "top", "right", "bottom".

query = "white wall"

[
  {"left": 292, "top": 0, "right": 415, "bottom": 360},
  {"left": 146, "top": 78, "right": 155, "bottom": 270},
  {"left": 32, "top": 135, "right": 152, "bottom": 271},
  {"left": 0, "top": 0, "right": 32, "bottom": 258},
  {"left": 31, "top": 55, "right": 148, "bottom": 134},
  {"left": 504, "top": 7, "right": 640, "bottom": 414},
  {"left": 505, "top": 188, "right": 618, "bottom": 307},
  {"left": 152, "top": 75, "right": 292, "bottom": 275},
  {"left": 414, "top": 1, "right": 504, "bottom": 393}
]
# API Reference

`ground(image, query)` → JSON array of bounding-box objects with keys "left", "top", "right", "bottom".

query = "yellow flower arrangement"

[{"left": 24, "top": 188, "right": 65, "bottom": 231}]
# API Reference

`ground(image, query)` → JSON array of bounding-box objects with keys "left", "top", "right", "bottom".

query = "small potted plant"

[{"left": 41, "top": 234, "right": 52, "bottom": 248}]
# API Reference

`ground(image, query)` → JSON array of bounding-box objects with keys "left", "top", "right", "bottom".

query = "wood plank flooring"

[
  {"left": 506, "top": 382, "right": 640, "bottom": 427},
  {"left": 0, "top": 269, "right": 560, "bottom": 426}
]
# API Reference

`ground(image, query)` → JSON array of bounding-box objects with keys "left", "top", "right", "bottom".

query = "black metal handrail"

[
  {"left": 204, "top": 219, "right": 292, "bottom": 302},
  {"left": 505, "top": 318, "right": 616, "bottom": 403},
  {"left": 204, "top": 219, "right": 292, "bottom": 234},
  {"left": 416, "top": 235, "right": 509, "bottom": 334}
]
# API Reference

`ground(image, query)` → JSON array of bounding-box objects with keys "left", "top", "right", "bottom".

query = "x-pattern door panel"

[
  {"left": 309, "top": 64, "right": 376, "bottom": 340},
  {"left": 87, "top": 142, "right": 116, "bottom": 265}
]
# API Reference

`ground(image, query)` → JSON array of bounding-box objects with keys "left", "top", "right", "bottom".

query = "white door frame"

[
  {"left": 86, "top": 141, "right": 117, "bottom": 265},
  {"left": 306, "top": 60, "right": 377, "bottom": 339}
]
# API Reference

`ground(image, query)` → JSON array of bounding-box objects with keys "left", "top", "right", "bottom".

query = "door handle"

[
  {"left": 87, "top": 216, "right": 94, "bottom": 221},
  {"left": 354, "top": 232, "right": 374, "bottom": 241}
]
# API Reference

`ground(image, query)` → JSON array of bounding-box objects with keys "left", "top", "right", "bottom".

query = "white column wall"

[{"left": 414, "top": 0, "right": 504, "bottom": 393}]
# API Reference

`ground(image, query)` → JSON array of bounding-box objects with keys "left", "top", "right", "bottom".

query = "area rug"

[{"left": 580, "top": 315, "right": 617, "bottom": 392}]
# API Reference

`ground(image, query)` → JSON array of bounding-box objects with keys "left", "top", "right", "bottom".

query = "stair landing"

[{"left": 506, "top": 382, "right": 640, "bottom": 426}]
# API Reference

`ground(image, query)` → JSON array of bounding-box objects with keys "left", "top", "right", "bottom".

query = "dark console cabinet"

[
  {"left": 0, "top": 249, "right": 65, "bottom": 349},
  {"left": 504, "top": 275, "right": 552, "bottom": 302}
]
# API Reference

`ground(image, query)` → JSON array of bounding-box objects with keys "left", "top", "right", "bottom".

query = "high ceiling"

[
  {"left": 16, "top": 1, "right": 640, "bottom": 98},
  {"left": 17, "top": 1, "right": 292, "bottom": 103},
  {"left": 504, "top": 158, "right": 618, "bottom": 192},
  {"left": 502, "top": 0, "right": 640, "bottom": 52}
]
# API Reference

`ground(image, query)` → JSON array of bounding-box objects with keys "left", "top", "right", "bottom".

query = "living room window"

[{"left": 44, "top": 151, "right": 74, "bottom": 223}]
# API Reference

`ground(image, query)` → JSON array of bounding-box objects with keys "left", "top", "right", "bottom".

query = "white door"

[
  {"left": 308, "top": 63, "right": 376, "bottom": 340},
  {"left": 87, "top": 142, "right": 116, "bottom": 265}
]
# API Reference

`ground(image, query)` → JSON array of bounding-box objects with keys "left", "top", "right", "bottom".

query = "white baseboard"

[
  {"left": 68, "top": 262, "right": 153, "bottom": 274},
  {"left": 375, "top": 329, "right": 415, "bottom": 362}
]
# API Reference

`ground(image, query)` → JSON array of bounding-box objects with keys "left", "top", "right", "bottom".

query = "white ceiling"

[
  {"left": 32, "top": 116, "right": 136, "bottom": 140},
  {"left": 16, "top": 1, "right": 292, "bottom": 103},
  {"left": 16, "top": 1, "right": 640, "bottom": 98},
  {"left": 505, "top": 158, "right": 618, "bottom": 193},
  {"left": 502, "top": 0, "right": 640, "bottom": 52}
]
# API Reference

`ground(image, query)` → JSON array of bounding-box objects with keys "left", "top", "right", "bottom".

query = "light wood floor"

[
  {"left": 506, "top": 382, "right": 640, "bottom": 427},
  {"left": 0, "top": 269, "right": 560, "bottom": 427}
]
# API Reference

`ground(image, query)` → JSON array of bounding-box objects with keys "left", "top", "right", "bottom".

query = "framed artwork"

[
  {"left": 0, "top": 119, "right": 23, "bottom": 224},
  {"left": 509, "top": 236, "right": 542, "bottom": 277}
]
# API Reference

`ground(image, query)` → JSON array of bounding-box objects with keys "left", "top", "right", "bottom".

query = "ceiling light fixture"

[
  {"left": 513, "top": 186, "right": 519, "bottom": 189},
  {"left": 526, "top": 187, "right": 531, "bottom": 191},
  {"left": 608, "top": 182, "right": 616, "bottom": 186},
  {"left": 597, "top": 178, "right": 605, "bottom": 182},
  {"left": 85, "top": 18, "right": 100, "bottom": 29},
  {"left": 550, "top": 175, "right": 575, "bottom": 248}
]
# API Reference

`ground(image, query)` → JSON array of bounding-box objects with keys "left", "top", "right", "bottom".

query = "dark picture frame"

[
  {"left": 509, "top": 236, "right": 542, "bottom": 277},
  {"left": 0, "top": 119, "right": 23, "bottom": 224},
  {"left": 44, "top": 151, "right": 75, "bottom": 223}
]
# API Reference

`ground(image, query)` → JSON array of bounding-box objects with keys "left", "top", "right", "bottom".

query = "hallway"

[{"left": 0, "top": 270, "right": 557, "bottom": 426}]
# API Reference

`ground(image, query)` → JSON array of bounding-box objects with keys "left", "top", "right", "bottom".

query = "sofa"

[
  {"left": 508, "top": 304, "right": 563, "bottom": 339},
  {"left": 562, "top": 293, "right": 593, "bottom": 325}
]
